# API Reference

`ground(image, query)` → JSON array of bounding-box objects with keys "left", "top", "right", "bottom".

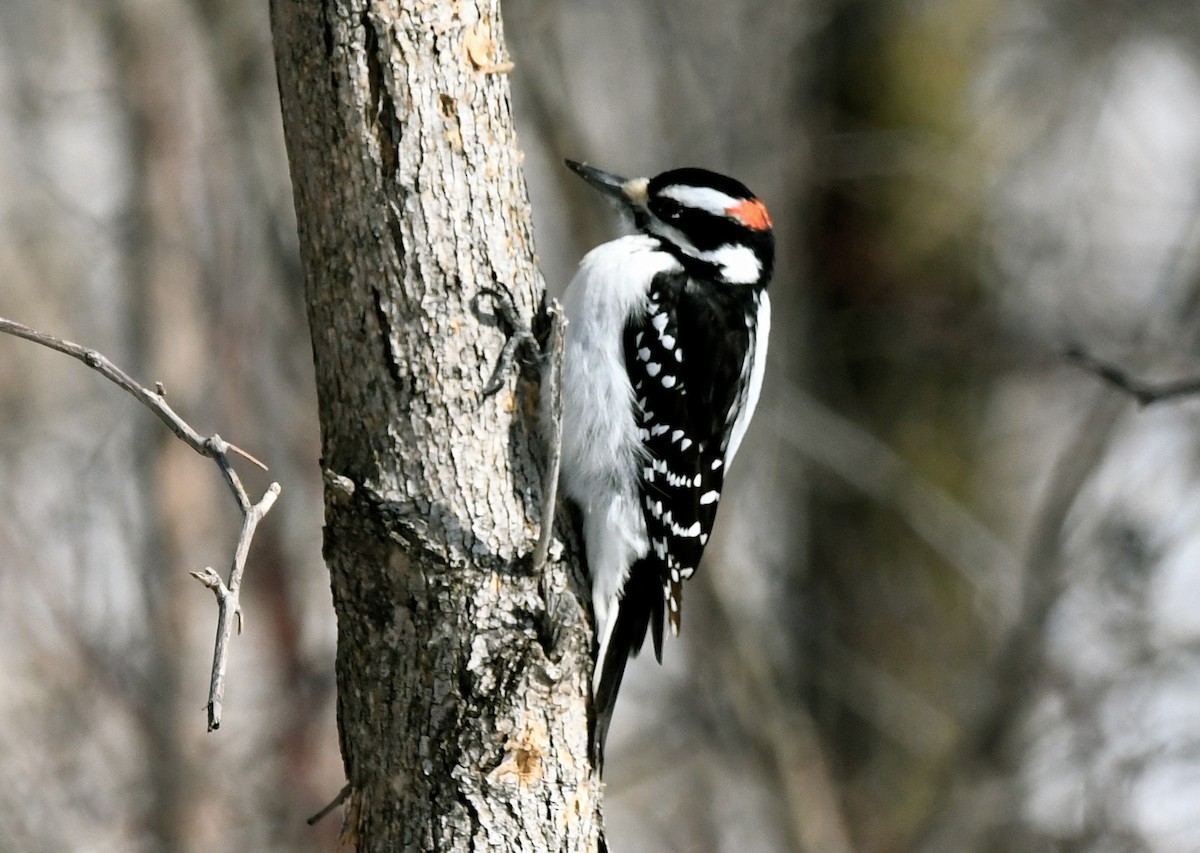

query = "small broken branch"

[
  {"left": 307, "top": 781, "right": 353, "bottom": 826},
  {"left": 532, "top": 299, "right": 565, "bottom": 575},
  {"left": 0, "top": 315, "right": 280, "bottom": 730},
  {"left": 1066, "top": 346, "right": 1200, "bottom": 406}
]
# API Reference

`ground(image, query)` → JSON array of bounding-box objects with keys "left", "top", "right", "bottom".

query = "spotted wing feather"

[{"left": 627, "top": 271, "right": 752, "bottom": 635}]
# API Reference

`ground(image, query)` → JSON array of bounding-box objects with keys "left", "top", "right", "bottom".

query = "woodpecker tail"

[{"left": 591, "top": 560, "right": 665, "bottom": 765}]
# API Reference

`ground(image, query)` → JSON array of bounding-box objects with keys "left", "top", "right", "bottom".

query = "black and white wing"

[{"left": 632, "top": 273, "right": 756, "bottom": 637}]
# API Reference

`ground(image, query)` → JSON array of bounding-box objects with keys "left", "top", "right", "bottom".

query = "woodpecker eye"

[{"left": 653, "top": 198, "right": 684, "bottom": 222}]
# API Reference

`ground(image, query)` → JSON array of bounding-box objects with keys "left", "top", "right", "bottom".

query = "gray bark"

[{"left": 269, "top": 1, "right": 602, "bottom": 849}]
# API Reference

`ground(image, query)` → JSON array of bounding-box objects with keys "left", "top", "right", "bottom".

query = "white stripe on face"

[
  {"left": 695, "top": 243, "right": 762, "bottom": 284},
  {"left": 659, "top": 184, "right": 741, "bottom": 216}
]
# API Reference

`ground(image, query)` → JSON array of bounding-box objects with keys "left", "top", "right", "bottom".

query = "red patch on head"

[{"left": 726, "top": 198, "right": 772, "bottom": 230}]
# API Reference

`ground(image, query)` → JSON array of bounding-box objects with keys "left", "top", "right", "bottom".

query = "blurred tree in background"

[{"left": 2, "top": 0, "right": 1200, "bottom": 850}]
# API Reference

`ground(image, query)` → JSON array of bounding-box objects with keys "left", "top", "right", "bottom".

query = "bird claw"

[{"left": 475, "top": 286, "right": 548, "bottom": 397}]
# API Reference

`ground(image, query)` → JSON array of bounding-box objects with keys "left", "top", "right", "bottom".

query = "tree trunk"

[{"left": 269, "top": 1, "right": 602, "bottom": 849}]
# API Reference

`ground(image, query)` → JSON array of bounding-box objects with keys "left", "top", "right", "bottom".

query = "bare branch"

[
  {"left": 0, "top": 315, "right": 281, "bottom": 731},
  {"left": 1066, "top": 346, "right": 1200, "bottom": 406},
  {"left": 4, "top": 317, "right": 211, "bottom": 454}
]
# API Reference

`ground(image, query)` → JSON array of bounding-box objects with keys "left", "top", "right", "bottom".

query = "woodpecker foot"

[
  {"left": 475, "top": 286, "right": 547, "bottom": 397},
  {"left": 474, "top": 287, "right": 566, "bottom": 576}
]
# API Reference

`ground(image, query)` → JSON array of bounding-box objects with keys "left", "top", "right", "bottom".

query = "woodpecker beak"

[{"left": 565, "top": 160, "right": 649, "bottom": 208}]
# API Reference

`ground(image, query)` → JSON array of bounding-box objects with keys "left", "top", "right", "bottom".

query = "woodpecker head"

[{"left": 566, "top": 159, "right": 774, "bottom": 288}]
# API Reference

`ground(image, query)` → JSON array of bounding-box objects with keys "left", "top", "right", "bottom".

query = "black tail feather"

[{"left": 591, "top": 560, "right": 665, "bottom": 765}]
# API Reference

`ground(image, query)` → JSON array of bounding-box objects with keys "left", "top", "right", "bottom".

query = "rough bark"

[{"left": 269, "top": 1, "right": 601, "bottom": 849}]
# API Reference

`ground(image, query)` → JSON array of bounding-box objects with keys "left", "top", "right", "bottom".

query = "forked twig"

[
  {"left": 190, "top": 478, "right": 280, "bottom": 730},
  {"left": 0, "top": 315, "right": 281, "bottom": 731},
  {"left": 1066, "top": 346, "right": 1200, "bottom": 406}
]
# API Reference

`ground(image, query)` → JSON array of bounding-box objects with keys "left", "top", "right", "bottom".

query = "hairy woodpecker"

[{"left": 555, "top": 159, "right": 774, "bottom": 754}]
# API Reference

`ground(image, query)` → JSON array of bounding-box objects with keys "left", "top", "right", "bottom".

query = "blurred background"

[{"left": 2, "top": 0, "right": 1200, "bottom": 850}]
